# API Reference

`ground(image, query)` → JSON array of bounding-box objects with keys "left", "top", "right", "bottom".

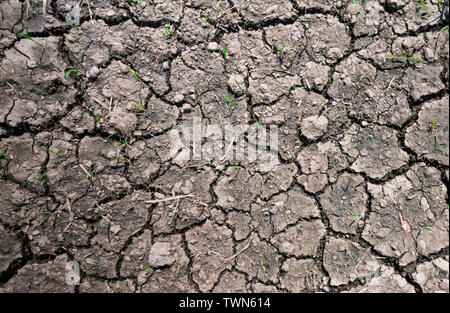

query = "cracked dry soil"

[{"left": 0, "top": 0, "right": 449, "bottom": 293}]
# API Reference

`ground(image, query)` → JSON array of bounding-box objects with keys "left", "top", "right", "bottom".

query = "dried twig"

[
  {"left": 219, "top": 134, "right": 238, "bottom": 162},
  {"left": 63, "top": 197, "right": 74, "bottom": 232},
  {"left": 215, "top": 238, "right": 253, "bottom": 271},
  {"left": 353, "top": 246, "right": 371, "bottom": 273},
  {"left": 144, "top": 194, "right": 195, "bottom": 203}
]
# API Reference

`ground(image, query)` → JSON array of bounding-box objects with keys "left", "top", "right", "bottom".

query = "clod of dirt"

[
  {"left": 213, "top": 271, "right": 247, "bottom": 293},
  {"left": 280, "top": 258, "right": 325, "bottom": 292},
  {"left": 362, "top": 163, "right": 448, "bottom": 266},
  {"left": 0, "top": 225, "right": 22, "bottom": 274},
  {"left": 186, "top": 220, "right": 234, "bottom": 292},
  {"left": 235, "top": 233, "right": 281, "bottom": 284},
  {"left": 0, "top": 255, "right": 73, "bottom": 293},
  {"left": 300, "top": 115, "right": 329, "bottom": 141},
  {"left": 319, "top": 173, "right": 368, "bottom": 234},
  {"left": 340, "top": 124, "right": 409, "bottom": 180},
  {"left": 214, "top": 169, "right": 263, "bottom": 211},
  {"left": 405, "top": 95, "right": 449, "bottom": 166},
  {"left": 148, "top": 242, "right": 176, "bottom": 268},
  {"left": 271, "top": 220, "right": 326, "bottom": 257},
  {"left": 345, "top": 265, "right": 415, "bottom": 293},
  {"left": 323, "top": 237, "right": 382, "bottom": 286},
  {"left": 413, "top": 258, "right": 449, "bottom": 293},
  {"left": 120, "top": 230, "right": 152, "bottom": 278},
  {"left": 141, "top": 234, "right": 194, "bottom": 292}
]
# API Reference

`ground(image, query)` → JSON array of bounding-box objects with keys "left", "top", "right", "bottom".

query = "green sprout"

[
  {"left": 88, "top": 170, "right": 95, "bottom": 183},
  {"left": 223, "top": 44, "right": 227, "bottom": 60},
  {"left": 28, "top": 172, "right": 47, "bottom": 185},
  {"left": 115, "top": 140, "right": 129, "bottom": 147},
  {"left": 430, "top": 122, "right": 440, "bottom": 129},
  {"left": 0, "top": 150, "right": 12, "bottom": 160},
  {"left": 442, "top": 26, "right": 449, "bottom": 32},
  {"left": 435, "top": 135, "right": 442, "bottom": 149},
  {"left": 359, "top": 68, "right": 373, "bottom": 81},
  {"left": 43, "top": 211, "right": 52, "bottom": 215},
  {"left": 100, "top": 219, "right": 104, "bottom": 229},
  {"left": 349, "top": 213, "right": 360, "bottom": 227},
  {"left": 128, "top": 67, "right": 143, "bottom": 83},
  {"left": 224, "top": 95, "right": 233, "bottom": 104},
  {"left": 417, "top": 0, "right": 427, "bottom": 18},
  {"left": 278, "top": 43, "right": 285, "bottom": 56},
  {"left": 65, "top": 69, "right": 85, "bottom": 80},
  {"left": 132, "top": 101, "right": 146, "bottom": 112},
  {"left": 132, "top": 0, "right": 142, "bottom": 4},
  {"left": 92, "top": 110, "right": 100, "bottom": 123},
  {"left": 213, "top": 1, "right": 221, "bottom": 11},
  {"left": 260, "top": 260, "right": 267, "bottom": 271},
  {"left": 353, "top": 0, "right": 360, "bottom": 17},
  {"left": 19, "top": 33, "right": 35, "bottom": 42},
  {"left": 254, "top": 120, "right": 263, "bottom": 129},
  {"left": 424, "top": 227, "right": 432, "bottom": 231},
  {"left": 237, "top": 82, "right": 245, "bottom": 94},
  {"left": 164, "top": 25, "right": 174, "bottom": 39},
  {"left": 438, "top": 0, "right": 441, "bottom": 10},
  {"left": 229, "top": 155, "right": 243, "bottom": 169},
  {"left": 45, "top": 148, "right": 62, "bottom": 157},
  {"left": 202, "top": 14, "right": 211, "bottom": 27},
  {"left": 385, "top": 55, "right": 425, "bottom": 64},
  {"left": 283, "top": 84, "right": 297, "bottom": 89}
]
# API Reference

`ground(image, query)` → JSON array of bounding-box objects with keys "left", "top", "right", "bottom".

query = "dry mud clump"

[{"left": 0, "top": 0, "right": 449, "bottom": 293}]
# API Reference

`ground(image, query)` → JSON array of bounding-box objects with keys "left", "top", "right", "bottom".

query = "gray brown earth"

[{"left": 0, "top": 0, "right": 449, "bottom": 293}]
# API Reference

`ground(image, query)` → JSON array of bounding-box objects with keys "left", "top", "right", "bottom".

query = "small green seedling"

[
  {"left": 164, "top": 25, "right": 174, "bottom": 39},
  {"left": 435, "top": 135, "right": 442, "bottom": 149},
  {"left": 132, "top": 101, "right": 146, "bottom": 112},
  {"left": 430, "top": 122, "right": 440, "bottom": 129},
  {"left": 202, "top": 14, "right": 211, "bottom": 27},
  {"left": 88, "top": 170, "right": 95, "bottom": 183},
  {"left": 424, "top": 227, "right": 432, "bottom": 231},
  {"left": 343, "top": 121, "right": 350, "bottom": 128},
  {"left": 283, "top": 84, "right": 297, "bottom": 89},
  {"left": 43, "top": 211, "right": 52, "bottom": 215},
  {"left": 92, "top": 110, "right": 100, "bottom": 122},
  {"left": 213, "top": 1, "right": 221, "bottom": 11},
  {"left": 224, "top": 95, "right": 233, "bottom": 104},
  {"left": 115, "top": 140, "right": 129, "bottom": 148},
  {"left": 260, "top": 260, "right": 267, "bottom": 271},
  {"left": 394, "top": 187, "right": 402, "bottom": 195},
  {"left": 100, "top": 219, "right": 104, "bottom": 229},
  {"left": 132, "top": 0, "right": 142, "bottom": 4},
  {"left": 385, "top": 55, "right": 425, "bottom": 64},
  {"left": 359, "top": 68, "right": 373, "bottom": 81},
  {"left": 30, "top": 172, "right": 48, "bottom": 185},
  {"left": 438, "top": 0, "right": 441, "bottom": 10},
  {"left": 65, "top": 69, "right": 85, "bottom": 79},
  {"left": 229, "top": 155, "right": 243, "bottom": 169},
  {"left": 128, "top": 67, "right": 143, "bottom": 83},
  {"left": 0, "top": 150, "right": 12, "bottom": 160},
  {"left": 278, "top": 43, "right": 285, "bottom": 56},
  {"left": 254, "top": 120, "right": 263, "bottom": 129},
  {"left": 442, "top": 26, "right": 449, "bottom": 32},
  {"left": 349, "top": 213, "right": 360, "bottom": 227},
  {"left": 45, "top": 148, "right": 62, "bottom": 157},
  {"left": 237, "top": 82, "right": 245, "bottom": 94},
  {"left": 19, "top": 33, "right": 35, "bottom": 41},
  {"left": 353, "top": 0, "right": 360, "bottom": 18},
  {"left": 417, "top": 0, "right": 426, "bottom": 16},
  {"left": 18, "top": 33, "right": 44, "bottom": 47}
]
